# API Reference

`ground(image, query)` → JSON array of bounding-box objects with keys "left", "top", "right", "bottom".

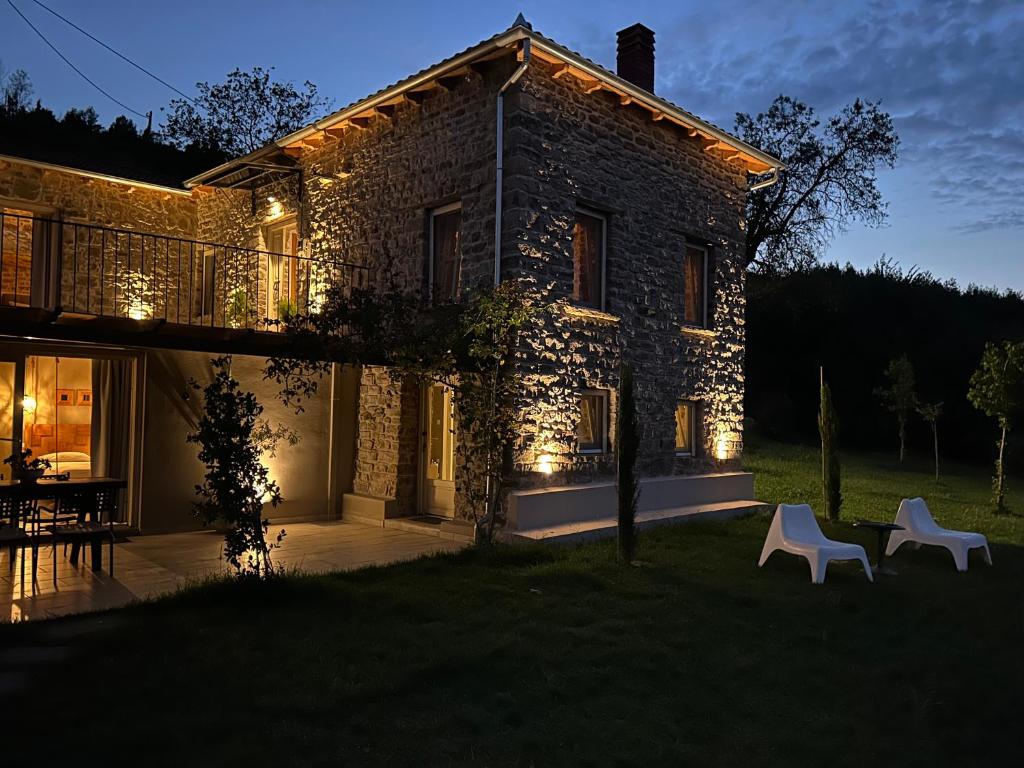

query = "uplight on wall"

[
  {"left": 715, "top": 430, "right": 741, "bottom": 461},
  {"left": 536, "top": 454, "right": 554, "bottom": 475}
]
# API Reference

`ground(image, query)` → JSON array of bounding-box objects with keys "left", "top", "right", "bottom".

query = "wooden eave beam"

[
  {"left": 552, "top": 63, "right": 571, "bottom": 79},
  {"left": 582, "top": 80, "right": 603, "bottom": 94},
  {"left": 282, "top": 146, "right": 304, "bottom": 157},
  {"left": 324, "top": 126, "right": 347, "bottom": 138},
  {"left": 374, "top": 104, "right": 397, "bottom": 119},
  {"left": 349, "top": 116, "right": 373, "bottom": 130},
  {"left": 406, "top": 90, "right": 430, "bottom": 105}
]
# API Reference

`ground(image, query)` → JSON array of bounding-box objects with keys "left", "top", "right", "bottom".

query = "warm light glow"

[
  {"left": 716, "top": 435, "right": 729, "bottom": 461},
  {"left": 536, "top": 454, "right": 554, "bottom": 474},
  {"left": 128, "top": 305, "right": 152, "bottom": 320},
  {"left": 266, "top": 195, "right": 284, "bottom": 219},
  {"left": 715, "top": 429, "right": 741, "bottom": 461},
  {"left": 21, "top": 396, "right": 36, "bottom": 413}
]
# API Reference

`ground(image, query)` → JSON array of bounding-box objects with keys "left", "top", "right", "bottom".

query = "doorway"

[{"left": 420, "top": 383, "right": 456, "bottom": 517}]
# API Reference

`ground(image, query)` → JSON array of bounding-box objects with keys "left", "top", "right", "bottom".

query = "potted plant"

[{"left": 4, "top": 448, "right": 52, "bottom": 483}]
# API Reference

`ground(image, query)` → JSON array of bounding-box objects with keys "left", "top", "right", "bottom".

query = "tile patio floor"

[{"left": 1, "top": 520, "right": 464, "bottom": 622}]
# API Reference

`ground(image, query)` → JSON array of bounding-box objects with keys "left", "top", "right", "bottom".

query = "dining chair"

[
  {"left": 1, "top": 495, "right": 37, "bottom": 587},
  {"left": 46, "top": 489, "right": 117, "bottom": 586}
]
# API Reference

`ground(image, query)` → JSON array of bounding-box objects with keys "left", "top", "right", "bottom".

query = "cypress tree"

[
  {"left": 616, "top": 363, "right": 640, "bottom": 563},
  {"left": 818, "top": 368, "right": 842, "bottom": 521}
]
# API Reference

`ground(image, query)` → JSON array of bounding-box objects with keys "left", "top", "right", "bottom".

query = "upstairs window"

[
  {"left": 675, "top": 401, "right": 698, "bottom": 456},
  {"left": 683, "top": 244, "right": 708, "bottom": 327},
  {"left": 572, "top": 209, "right": 605, "bottom": 310},
  {"left": 578, "top": 389, "right": 609, "bottom": 454},
  {"left": 430, "top": 202, "right": 462, "bottom": 302}
]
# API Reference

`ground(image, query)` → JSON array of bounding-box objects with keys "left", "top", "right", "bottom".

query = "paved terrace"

[{"left": 2, "top": 521, "right": 463, "bottom": 622}]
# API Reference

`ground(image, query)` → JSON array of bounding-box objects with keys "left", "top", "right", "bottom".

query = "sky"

[{"left": 1, "top": 0, "right": 1021, "bottom": 291}]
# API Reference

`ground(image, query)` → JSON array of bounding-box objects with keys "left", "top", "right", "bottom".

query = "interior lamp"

[{"left": 21, "top": 395, "right": 36, "bottom": 414}]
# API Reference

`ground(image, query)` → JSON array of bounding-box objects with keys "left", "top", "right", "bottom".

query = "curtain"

[
  {"left": 91, "top": 358, "right": 132, "bottom": 520},
  {"left": 432, "top": 211, "right": 461, "bottom": 301},
  {"left": 684, "top": 248, "right": 704, "bottom": 325},
  {"left": 573, "top": 214, "right": 602, "bottom": 308}
]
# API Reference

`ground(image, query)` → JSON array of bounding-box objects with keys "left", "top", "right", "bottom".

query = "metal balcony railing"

[{"left": 0, "top": 212, "right": 368, "bottom": 331}]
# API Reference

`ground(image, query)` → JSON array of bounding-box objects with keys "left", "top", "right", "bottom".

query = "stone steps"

[{"left": 507, "top": 499, "right": 768, "bottom": 544}]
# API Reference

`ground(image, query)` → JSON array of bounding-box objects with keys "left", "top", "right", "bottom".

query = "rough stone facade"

[
  {"left": 501, "top": 58, "right": 748, "bottom": 487},
  {"left": 1, "top": 41, "right": 754, "bottom": 525},
  {"left": 0, "top": 157, "right": 197, "bottom": 320},
  {"left": 194, "top": 63, "right": 512, "bottom": 519}
]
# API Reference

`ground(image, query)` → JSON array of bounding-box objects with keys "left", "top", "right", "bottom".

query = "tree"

[
  {"left": 162, "top": 67, "right": 328, "bottom": 158},
  {"left": 818, "top": 369, "right": 842, "bottom": 521},
  {"left": 968, "top": 341, "right": 1024, "bottom": 513},
  {"left": 616, "top": 363, "right": 640, "bottom": 564},
  {"left": 188, "top": 356, "right": 285, "bottom": 577},
  {"left": 265, "top": 282, "right": 534, "bottom": 544},
  {"left": 0, "top": 65, "right": 33, "bottom": 114},
  {"left": 917, "top": 401, "right": 943, "bottom": 481},
  {"left": 875, "top": 356, "right": 917, "bottom": 463},
  {"left": 736, "top": 96, "right": 899, "bottom": 273}
]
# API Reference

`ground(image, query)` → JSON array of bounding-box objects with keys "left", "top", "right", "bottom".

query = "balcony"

[{"left": 0, "top": 211, "right": 367, "bottom": 353}]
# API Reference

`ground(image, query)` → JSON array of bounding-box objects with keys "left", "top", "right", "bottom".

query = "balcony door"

[
  {"left": 1, "top": 203, "right": 60, "bottom": 310},
  {"left": 0, "top": 355, "right": 26, "bottom": 484},
  {"left": 420, "top": 383, "right": 456, "bottom": 518},
  {"left": 265, "top": 219, "right": 300, "bottom": 321}
]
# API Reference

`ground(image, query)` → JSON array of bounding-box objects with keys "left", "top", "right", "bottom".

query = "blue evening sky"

[{"left": 2, "top": 0, "right": 1021, "bottom": 291}]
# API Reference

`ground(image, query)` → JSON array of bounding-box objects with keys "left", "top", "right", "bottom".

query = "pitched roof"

[{"left": 185, "top": 18, "right": 782, "bottom": 188}]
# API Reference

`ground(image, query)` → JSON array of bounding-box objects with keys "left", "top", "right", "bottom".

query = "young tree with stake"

[{"left": 968, "top": 341, "right": 1024, "bottom": 513}]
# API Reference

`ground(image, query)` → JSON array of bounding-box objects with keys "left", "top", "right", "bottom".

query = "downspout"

[
  {"left": 493, "top": 39, "right": 531, "bottom": 286},
  {"left": 749, "top": 166, "right": 780, "bottom": 192}
]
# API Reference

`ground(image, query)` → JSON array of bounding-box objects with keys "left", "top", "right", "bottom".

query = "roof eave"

[{"left": 185, "top": 24, "right": 783, "bottom": 188}]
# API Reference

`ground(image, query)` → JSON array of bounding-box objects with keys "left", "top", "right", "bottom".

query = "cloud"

[{"left": 578, "top": 0, "right": 1023, "bottom": 236}]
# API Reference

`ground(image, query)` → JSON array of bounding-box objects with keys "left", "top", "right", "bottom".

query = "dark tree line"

[{"left": 746, "top": 261, "right": 1024, "bottom": 471}]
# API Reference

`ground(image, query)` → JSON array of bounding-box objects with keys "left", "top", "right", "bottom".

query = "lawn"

[{"left": 1, "top": 439, "right": 1021, "bottom": 766}]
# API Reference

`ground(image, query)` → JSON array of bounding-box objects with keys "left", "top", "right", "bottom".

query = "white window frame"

[
  {"left": 573, "top": 206, "right": 607, "bottom": 312},
  {"left": 428, "top": 201, "right": 462, "bottom": 303},
  {"left": 683, "top": 243, "right": 709, "bottom": 329},
  {"left": 264, "top": 216, "right": 300, "bottom": 321},
  {"left": 577, "top": 388, "right": 609, "bottom": 455},
  {"left": 675, "top": 400, "right": 698, "bottom": 457}
]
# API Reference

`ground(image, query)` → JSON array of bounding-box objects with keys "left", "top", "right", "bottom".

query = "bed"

[{"left": 39, "top": 451, "right": 93, "bottom": 478}]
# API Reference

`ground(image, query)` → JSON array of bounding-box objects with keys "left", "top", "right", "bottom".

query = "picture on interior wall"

[
  {"left": 56, "top": 388, "right": 74, "bottom": 406},
  {"left": 76, "top": 389, "right": 92, "bottom": 406}
]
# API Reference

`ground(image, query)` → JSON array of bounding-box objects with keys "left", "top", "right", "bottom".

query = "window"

[
  {"left": 198, "top": 247, "right": 216, "bottom": 317},
  {"left": 675, "top": 401, "right": 698, "bottom": 456},
  {"left": 683, "top": 244, "right": 708, "bottom": 327},
  {"left": 578, "top": 389, "right": 609, "bottom": 453},
  {"left": 572, "top": 209, "right": 605, "bottom": 310},
  {"left": 265, "top": 218, "right": 300, "bottom": 320},
  {"left": 1, "top": 204, "right": 58, "bottom": 308},
  {"left": 430, "top": 202, "right": 462, "bottom": 302}
]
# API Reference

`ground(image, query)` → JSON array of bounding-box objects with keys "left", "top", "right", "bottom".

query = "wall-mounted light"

[
  {"left": 266, "top": 195, "right": 283, "bottom": 219},
  {"left": 536, "top": 454, "right": 554, "bottom": 475},
  {"left": 21, "top": 395, "right": 36, "bottom": 414}
]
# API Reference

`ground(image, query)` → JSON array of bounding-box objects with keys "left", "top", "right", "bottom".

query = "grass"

[{"left": 1, "top": 438, "right": 1022, "bottom": 766}]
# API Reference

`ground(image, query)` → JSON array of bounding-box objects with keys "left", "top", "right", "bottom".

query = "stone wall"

[
  {"left": 0, "top": 157, "right": 197, "bottom": 320},
  {"left": 501, "top": 58, "right": 749, "bottom": 487},
  {"left": 195, "top": 62, "right": 514, "bottom": 519}
]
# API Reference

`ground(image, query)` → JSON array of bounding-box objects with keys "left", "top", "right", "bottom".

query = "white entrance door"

[{"left": 421, "top": 383, "right": 455, "bottom": 517}]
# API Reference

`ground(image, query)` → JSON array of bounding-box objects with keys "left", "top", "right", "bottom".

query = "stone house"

[{"left": 0, "top": 18, "right": 781, "bottom": 542}]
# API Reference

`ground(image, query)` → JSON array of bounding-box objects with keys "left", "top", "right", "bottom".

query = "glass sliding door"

[{"left": 0, "top": 356, "right": 26, "bottom": 484}]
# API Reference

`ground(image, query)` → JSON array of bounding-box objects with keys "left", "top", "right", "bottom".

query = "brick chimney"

[{"left": 616, "top": 24, "right": 655, "bottom": 93}]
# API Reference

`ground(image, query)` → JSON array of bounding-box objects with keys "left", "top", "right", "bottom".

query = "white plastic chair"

[
  {"left": 885, "top": 498, "right": 992, "bottom": 572},
  {"left": 758, "top": 504, "right": 873, "bottom": 584}
]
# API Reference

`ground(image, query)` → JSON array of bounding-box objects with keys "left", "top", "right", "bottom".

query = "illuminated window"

[
  {"left": 578, "top": 389, "right": 608, "bottom": 453},
  {"left": 430, "top": 202, "right": 462, "bottom": 302},
  {"left": 675, "top": 401, "right": 698, "bottom": 456},
  {"left": 265, "top": 218, "right": 300, "bottom": 320},
  {"left": 683, "top": 244, "right": 707, "bottom": 327},
  {"left": 572, "top": 208, "right": 605, "bottom": 310}
]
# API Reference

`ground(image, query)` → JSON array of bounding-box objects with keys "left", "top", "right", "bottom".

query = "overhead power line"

[
  {"left": 29, "top": 0, "right": 195, "bottom": 104},
  {"left": 6, "top": 0, "right": 148, "bottom": 119}
]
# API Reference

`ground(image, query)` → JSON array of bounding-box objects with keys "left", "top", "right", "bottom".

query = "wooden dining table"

[{"left": 0, "top": 477, "right": 127, "bottom": 571}]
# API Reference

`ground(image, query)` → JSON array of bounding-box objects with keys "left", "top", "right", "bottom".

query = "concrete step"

[
  {"left": 509, "top": 472, "right": 755, "bottom": 531},
  {"left": 507, "top": 500, "right": 768, "bottom": 545},
  {"left": 383, "top": 515, "right": 476, "bottom": 544}
]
